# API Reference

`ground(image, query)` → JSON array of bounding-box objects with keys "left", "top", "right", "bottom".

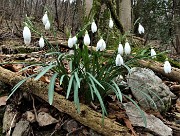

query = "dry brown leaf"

[
  {"left": 176, "top": 98, "right": 180, "bottom": 113},
  {"left": 0, "top": 96, "right": 8, "bottom": 106},
  {"left": 123, "top": 118, "right": 137, "bottom": 136},
  {"left": 40, "top": 76, "right": 50, "bottom": 83}
]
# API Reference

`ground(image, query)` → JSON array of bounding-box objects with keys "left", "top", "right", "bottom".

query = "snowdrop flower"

[
  {"left": 151, "top": 48, "right": 156, "bottom": 59},
  {"left": 42, "top": 11, "right": 48, "bottom": 26},
  {"left": 69, "top": 50, "right": 74, "bottom": 55},
  {"left": 96, "top": 38, "right": 106, "bottom": 51},
  {"left": 45, "top": 19, "right": 50, "bottom": 30},
  {"left": 68, "top": 37, "right": 74, "bottom": 48},
  {"left": 116, "top": 54, "right": 124, "bottom": 66},
  {"left": 138, "top": 23, "right": 145, "bottom": 34},
  {"left": 39, "top": 36, "right": 45, "bottom": 48},
  {"left": 91, "top": 20, "right": 97, "bottom": 33},
  {"left": 124, "top": 40, "right": 131, "bottom": 55},
  {"left": 118, "top": 43, "right": 123, "bottom": 55},
  {"left": 83, "top": 31, "right": 90, "bottom": 46},
  {"left": 72, "top": 36, "right": 77, "bottom": 45},
  {"left": 164, "top": 59, "right": 171, "bottom": 74},
  {"left": 109, "top": 18, "right": 113, "bottom": 29},
  {"left": 23, "top": 25, "right": 31, "bottom": 46}
]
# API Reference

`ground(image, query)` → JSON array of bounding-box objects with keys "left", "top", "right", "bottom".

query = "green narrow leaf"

[
  {"left": 73, "top": 80, "right": 80, "bottom": 113},
  {"left": 19, "top": 64, "right": 43, "bottom": 72},
  {"left": 48, "top": 73, "right": 58, "bottom": 105},
  {"left": 59, "top": 74, "right": 66, "bottom": 85},
  {"left": 87, "top": 72, "right": 105, "bottom": 90},
  {"left": 66, "top": 75, "right": 74, "bottom": 99},
  {"left": 45, "top": 52, "right": 61, "bottom": 56},
  {"left": 88, "top": 83, "right": 94, "bottom": 100},
  {"left": 7, "top": 74, "right": 36, "bottom": 100},
  {"left": 112, "top": 80, "right": 122, "bottom": 102},
  {"left": 74, "top": 71, "right": 80, "bottom": 88},
  {"left": 34, "top": 65, "right": 55, "bottom": 81},
  {"left": 124, "top": 94, "right": 147, "bottom": 127}
]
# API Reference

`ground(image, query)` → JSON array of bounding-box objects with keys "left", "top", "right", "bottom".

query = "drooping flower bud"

[
  {"left": 118, "top": 43, "right": 124, "bottom": 55},
  {"left": 72, "top": 36, "right": 77, "bottom": 45},
  {"left": 109, "top": 18, "right": 114, "bottom": 29},
  {"left": 83, "top": 31, "right": 90, "bottom": 46},
  {"left": 68, "top": 37, "right": 74, "bottom": 48},
  {"left": 42, "top": 11, "right": 48, "bottom": 26},
  {"left": 124, "top": 40, "right": 131, "bottom": 55},
  {"left": 45, "top": 19, "right": 50, "bottom": 30},
  {"left": 39, "top": 36, "right": 45, "bottom": 48},
  {"left": 23, "top": 25, "right": 31, "bottom": 46},
  {"left": 91, "top": 20, "right": 97, "bottom": 33},
  {"left": 96, "top": 38, "right": 106, "bottom": 51},
  {"left": 164, "top": 59, "right": 171, "bottom": 74},
  {"left": 138, "top": 23, "right": 145, "bottom": 34},
  {"left": 116, "top": 54, "right": 124, "bottom": 66},
  {"left": 151, "top": 48, "right": 156, "bottom": 59}
]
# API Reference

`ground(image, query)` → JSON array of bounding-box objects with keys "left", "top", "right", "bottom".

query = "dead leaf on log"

[
  {"left": 0, "top": 96, "right": 8, "bottom": 106},
  {"left": 123, "top": 118, "right": 137, "bottom": 136},
  {"left": 176, "top": 98, "right": 180, "bottom": 113},
  {"left": 2, "top": 64, "right": 23, "bottom": 72},
  {"left": 40, "top": 76, "right": 50, "bottom": 83}
]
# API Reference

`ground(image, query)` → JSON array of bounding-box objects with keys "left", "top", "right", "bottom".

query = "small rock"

[
  {"left": 124, "top": 102, "right": 172, "bottom": 136},
  {"left": 127, "top": 67, "right": 176, "bottom": 112},
  {"left": 37, "top": 111, "right": 58, "bottom": 126},
  {"left": 12, "top": 120, "right": 31, "bottom": 136},
  {"left": 23, "top": 111, "right": 36, "bottom": 123},
  {"left": 63, "top": 119, "right": 78, "bottom": 132},
  {"left": 3, "top": 105, "right": 19, "bottom": 133}
]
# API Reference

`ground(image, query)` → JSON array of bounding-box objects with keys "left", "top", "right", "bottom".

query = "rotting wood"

[
  {"left": 139, "top": 60, "right": 180, "bottom": 83},
  {"left": 0, "top": 66, "right": 131, "bottom": 136}
]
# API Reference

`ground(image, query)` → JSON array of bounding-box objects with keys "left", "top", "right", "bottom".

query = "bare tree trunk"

[
  {"left": 84, "top": 0, "right": 93, "bottom": 16},
  {"left": 173, "top": 0, "right": 180, "bottom": 54},
  {"left": 118, "top": 0, "right": 132, "bottom": 32}
]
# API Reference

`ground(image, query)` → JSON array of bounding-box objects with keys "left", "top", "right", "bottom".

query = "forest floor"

[{"left": 0, "top": 24, "right": 180, "bottom": 136}]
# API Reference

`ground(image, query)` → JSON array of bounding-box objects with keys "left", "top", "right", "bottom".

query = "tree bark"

[
  {"left": 0, "top": 66, "right": 130, "bottom": 136},
  {"left": 139, "top": 60, "right": 180, "bottom": 83}
]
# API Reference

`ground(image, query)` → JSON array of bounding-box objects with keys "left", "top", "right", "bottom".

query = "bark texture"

[{"left": 0, "top": 66, "right": 130, "bottom": 136}]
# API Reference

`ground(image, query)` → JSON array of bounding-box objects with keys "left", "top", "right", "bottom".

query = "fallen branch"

[
  {"left": 0, "top": 66, "right": 130, "bottom": 136},
  {"left": 139, "top": 60, "right": 180, "bottom": 83}
]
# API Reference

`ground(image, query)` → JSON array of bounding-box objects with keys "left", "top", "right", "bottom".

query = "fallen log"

[
  {"left": 0, "top": 66, "right": 130, "bottom": 136},
  {"left": 139, "top": 60, "right": 180, "bottom": 83}
]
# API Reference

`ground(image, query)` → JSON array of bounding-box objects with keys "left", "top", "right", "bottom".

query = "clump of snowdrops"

[{"left": 8, "top": 11, "right": 172, "bottom": 124}]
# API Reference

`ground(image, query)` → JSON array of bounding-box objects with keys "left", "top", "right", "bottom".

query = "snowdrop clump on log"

[{"left": 164, "top": 59, "right": 171, "bottom": 74}]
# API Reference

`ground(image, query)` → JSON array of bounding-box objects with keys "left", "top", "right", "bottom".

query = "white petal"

[
  {"left": 68, "top": 37, "right": 74, "bottom": 48},
  {"left": 118, "top": 43, "right": 124, "bottom": 55},
  {"left": 91, "top": 21, "right": 97, "bottom": 33},
  {"left": 84, "top": 31, "right": 90, "bottom": 46},
  {"left": 42, "top": 11, "right": 48, "bottom": 25},
  {"left": 23, "top": 26, "right": 31, "bottom": 45},
  {"left": 109, "top": 18, "right": 113, "bottom": 29},
  {"left": 45, "top": 20, "right": 50, "bottom": 30},
  {"left": 72, "top": 36, "right": 77, "bottom": 45},
  {"left": 39, "top": 36, "right": 45, "bottom": 48},
  {"left": 151, "top": 49, "right": 156, "bottom": 58},
  {"left": 96, "top": 38, "right": 106, "bottom": 51},
  {"left": 164, "top": 61, "right": 171, "bottom": 74},
  {"left": 138, "top": 23, "right": 144, "bottom": 34},
  {"left": 116, "top": 54, "right": 124, "bottom": 66},
  {"left": 124, "top": 41, "right": 131, "bottom": 55}
]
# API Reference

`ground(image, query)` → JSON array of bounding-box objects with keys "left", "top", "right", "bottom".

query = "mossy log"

[
  {"left": 139, "top": 60, "right": 180, "bottom": 83},
  {"left": 0, "top": 66, "right": 130, "bottom": 136}
]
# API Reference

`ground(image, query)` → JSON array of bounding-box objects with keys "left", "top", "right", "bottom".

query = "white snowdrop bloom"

[
  {"left": 39, "top": 36, "right": 45, "bottom": 48},
  {"left": 68, "top": 37, "right": 74, "bottom": 48},
  {"left": 42, "top": 11, "right": 48, "bottom": 26},
  {"left": 83, "top": 31, "right": 90, "bottom": 46},
  {"left": 118, "top": 43, "right": 123, "bottom": 55},
  {"left": 23, "top": 26, "right": 31, "bottom": 46},
  {"left": 151, "top": 48, "right": 156, "bottom": 58},
  {"left": 124, "top": 40, "right": 131, "bottom": 55},
  {"left": 164, "top": 60, "right": 171, "bottom": 74},
  {"left": 138, "top": 23, "right": 145, "bottom": 34},
  {"left": 72, "top": 36, "right": 77, "bottom": 45},
  {"left": 91, "top": 20, "right": 97, "bottom": 33},
  {"left": 116, "top": 54, "right": 124, "bottom": 66},
  {"left": 96, "top": 38, "right": 106, "bottom": 51},
  {"left": 45, "top": 19, "right": 50, "bottom": 30},
  {"left": 109, "top": 18, "right": 113, "bottom": 29}
]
